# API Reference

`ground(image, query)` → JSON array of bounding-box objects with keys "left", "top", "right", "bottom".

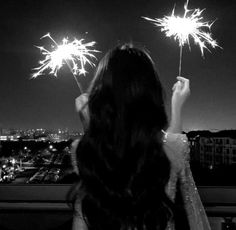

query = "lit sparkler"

[
  {"left": 143, "top": 0, "right": 220, "bottom": 75},
  {"left": 32, "top": 33, "right": 99, "bottom": 93}
]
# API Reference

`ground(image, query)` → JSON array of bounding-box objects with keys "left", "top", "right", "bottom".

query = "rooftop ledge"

[{"left": 1, "top": 185, "right": 236, "bottom": 217}]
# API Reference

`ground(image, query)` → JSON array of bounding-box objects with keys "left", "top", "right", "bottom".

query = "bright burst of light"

[
  {"left": 143, "top": 0, "right": 220, "bottom": 56},
  {"left": 32, "top": 33, "right": 99, "bottom": 79},
  {"left": 11, "top": 159, "right": 16, "bottom": 165}
]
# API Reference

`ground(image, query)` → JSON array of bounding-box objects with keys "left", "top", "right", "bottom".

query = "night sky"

[{"left": 0, "top": 0, "right": 235, "bottom": 132}]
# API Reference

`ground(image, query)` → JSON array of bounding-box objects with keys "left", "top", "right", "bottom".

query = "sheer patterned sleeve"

[
  {"left": 163, "top": 132, "right": 211, "bottom": 230},
  {"left": 165, "top": 169, "right": 178, "bottom": 230},
  {"left": 72, "top": 198, "right": 88, "bottom": 230},
  {"left": 163, "top": 132, "right": 188, "bottom": 201},
  {"left": 179, "top": 160, "right": 211, "bottom": 230},
  {"left": 71, "top": 139, "right": 88, "bottom": 230},
  {"left": 163, "top": 132, "right": 187, "bottom": 230}
]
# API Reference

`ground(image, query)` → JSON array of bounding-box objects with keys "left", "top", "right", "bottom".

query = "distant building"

[
  {"left": 188, "top": 130, "right": 236, "bottom": 168},
  {"left": 0, "top": 128, "right": 82, "bottom": 142}
]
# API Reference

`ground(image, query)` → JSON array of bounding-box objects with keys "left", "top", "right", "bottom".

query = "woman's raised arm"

[{"left": 167, "top": 76, "right": 190, "bottom": 134}]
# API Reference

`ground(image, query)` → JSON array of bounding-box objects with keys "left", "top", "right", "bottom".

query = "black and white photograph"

[{"left": 0, "top": 0, "right": 235, "bottom": 229}]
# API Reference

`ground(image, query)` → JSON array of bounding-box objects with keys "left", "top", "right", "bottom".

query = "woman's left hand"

[
  {"left": 75, "top": 93, "right": 88, "bottom": 113},
  {"left": 75, "top": 93, "right": 89, "bottom": 129}
]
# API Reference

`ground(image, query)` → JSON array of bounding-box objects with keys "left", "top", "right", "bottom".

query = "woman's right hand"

[
  {"left": 171, "top": 76, "right": 190, "bottom": 112},
  {"left": 167, "top": 77, "right": 190, "bottom": 133}
]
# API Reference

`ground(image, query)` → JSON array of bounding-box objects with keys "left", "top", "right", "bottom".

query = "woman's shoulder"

[{"left": 163, "top": 132, "right": 190, "bottom": 172}]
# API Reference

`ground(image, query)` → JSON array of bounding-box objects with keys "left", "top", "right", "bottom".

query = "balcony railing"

[{"left": 1, "top": 185, "right": 236, "bottom": 229}]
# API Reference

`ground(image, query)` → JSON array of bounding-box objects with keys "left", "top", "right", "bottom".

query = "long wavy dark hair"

[{"left": 74, "top": 44, "right": 175, "bottom": 230}]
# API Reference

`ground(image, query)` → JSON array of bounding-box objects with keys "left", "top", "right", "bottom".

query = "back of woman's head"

[
  {"left": 76, "top": 44, "right": 173, "bottom": 230},
  {"left": 88, "top": 44, "right": 167, "bottom": 132}
]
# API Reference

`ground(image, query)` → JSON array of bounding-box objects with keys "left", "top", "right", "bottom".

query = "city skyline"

[{"left": 0, "top": 0, "right": 235, "bottom": 131}]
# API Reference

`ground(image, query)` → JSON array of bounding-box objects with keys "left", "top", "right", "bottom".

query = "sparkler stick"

[
  {"left": 179, "top": 45, "right": 183, "bottom": 76},
  {"left": 143, "top": 0, "right": 220, "bottom": 76},
  {"left": 32, "top": 33, "right": 99, "bottom": 94},
  {"left": 65, "top": 59, "right": 83, "bottom": 93}
]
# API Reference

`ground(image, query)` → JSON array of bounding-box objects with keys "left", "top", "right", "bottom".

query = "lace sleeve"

[
  {"left": 72, "top": 198, "right": 88, "bottom": 230},
  {"left": 163, "top": 132, "right": 189, "bottom": 230},
  {"left": 163, "top": 132, "right": 189, "bottom": 201},
  {"left": 179, "top": 161, "right": 211, "bottom": 230},
  {"left": 163, "top": 132, "right": 211, "bottom": 230}
]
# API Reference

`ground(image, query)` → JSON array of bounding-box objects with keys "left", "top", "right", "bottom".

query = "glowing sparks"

[
  {"left": 143, "top": 0, "right": 220, "bottom": 56},
  {"left": 32, "top": 33, "right": 99, "bottom": 79}
]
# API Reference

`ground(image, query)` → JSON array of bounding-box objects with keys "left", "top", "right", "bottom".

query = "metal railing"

[{"left": 1, "top": 185, "right": 236, "bottom": 229}]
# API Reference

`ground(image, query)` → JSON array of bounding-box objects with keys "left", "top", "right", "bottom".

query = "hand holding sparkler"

[
  {"left": 168, "top": 76, "right": 190, "bottom": 133},
  {"left": 75, "top": 93, "right": 89, "bottom": 130},
  {"left": 172, "top": 76, "right": 190, "bottom": 109},
  {"left": 32, "top": 33, "right": 99, "bottom": 94},
  {"left": 143, "top": 0, "right": 220, "bottom": 75}
]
